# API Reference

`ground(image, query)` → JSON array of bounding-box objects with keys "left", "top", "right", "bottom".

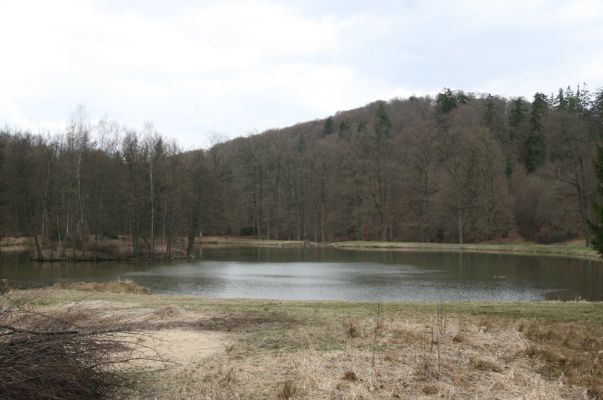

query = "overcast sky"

[{"left": 1, "top": 0, "right": 602, "bottom": 148}]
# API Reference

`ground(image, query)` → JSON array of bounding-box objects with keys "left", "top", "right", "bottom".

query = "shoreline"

[
  {"left": 2, "top": 236, "right": 601, "bottom": 262},
  {"left": 200, "top": 236, "right": 601, "bottom": 261},
  {"left": 330, "top": 241, "right": 601, "bottom": 261},
  {"left": 11, "top": 285, "right": 603, "bottom": 317}
]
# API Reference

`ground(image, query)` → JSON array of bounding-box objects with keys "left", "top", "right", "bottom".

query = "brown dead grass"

[
  {"left": 8, "top": 288, "right": 603, "bottom": 399},
  {"left": 342, "top": 370, "right": 358, "bottom": 381},
  {"left": 129, "top": 312, "right": 593, "bottom": 399},
  {"left": 277, "top": 380, "right": 298, "bottom": 400},
  {"left": 52, "top": 280, "right": 151, "bottom": 294},
  {"left": 469, "top": 356, "right": 503, "bottom": 372},
  {"left": 192, "top": 314, "right": 298, "bottom": 332},
  {"left": 346, "top": 319, "right": 361, "bottom": 338},
  {"left": 519, "top": 321, "right": 603, "bottom": 399}
]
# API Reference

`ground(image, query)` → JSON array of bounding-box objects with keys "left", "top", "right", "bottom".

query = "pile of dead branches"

[{"left": 0, "top": 293, "right": 154, "bottom": 399}]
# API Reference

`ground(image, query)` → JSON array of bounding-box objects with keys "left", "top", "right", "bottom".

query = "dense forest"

[{"left": 1, "top": 85, "right": 602, "bottom": 259}]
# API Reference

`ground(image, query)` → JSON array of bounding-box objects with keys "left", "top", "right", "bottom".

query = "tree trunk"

[
  {"left": 186, "top": 232, "right": 195, "bottom": 257},
  {"left": 150, "top": 159, "right": 155, "bottom": 259},
  {"left": 320, "top": 203, "right": 325, "bottom": 243},
  {"left": 32, "top": 234, "right": 43, "bottom": 260},
  {"left": 457, "top": 205, "right": 464, "bottom": 245}
]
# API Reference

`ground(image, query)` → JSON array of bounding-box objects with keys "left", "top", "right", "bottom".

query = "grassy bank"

[
  {"left": 4, "top": 235, "right": 601, "bottom": 262},
  {"left": 331, "top": 241, "right": 601, "bottom": 261},
  {"left": 200, "top": 236, "right": 602, "bottom": 261},
  {"left": 200, "top": 236, "right": 307, "bottom": 247},
  {"left": 5, "top": 287, "right": 603, "bottom": 399}
]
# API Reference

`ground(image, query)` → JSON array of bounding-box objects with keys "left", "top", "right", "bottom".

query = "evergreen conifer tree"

[
  {"left": 589, "top": 143, "right": 603, "bottom": 255},
  {"left": 523, "top": 93, "right": 548, "bottom": 173},
  {"left": 322, "top": 116, "right": 334, "bottom": 137}
]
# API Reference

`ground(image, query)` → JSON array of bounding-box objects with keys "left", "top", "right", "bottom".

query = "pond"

[{"left": 1, "top": 247, "right": 602, "bottom": 301}]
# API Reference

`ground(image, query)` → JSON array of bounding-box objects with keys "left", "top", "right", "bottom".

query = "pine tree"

[
  {"left": 435, "top": 88, "right": 469, "bottom": 115},
  {"left": 589, "top": 143, "right": 603, "bottom": 255},
  {"left": 509, "top": 98, "right": 526, "bottom": 128},
  {"left": 555, "top": 88, "right": 567, "bottom": 111},
  {"left": 529, "top": 93, "right": 548, "bottom": 132},
  {"left": 435, "top": 88, "right": 457, "bottom": 114},
  {"left": 374, "top": 102, "right": 391, "bottom": 140},
  {"left": 484, "top": 94, "right": 496, "bottom": 127},
  {"left": 523, "top": 134, "right": 546, "bottom": 173},
  {"left": 509, "top": 98, "right": 527, "bottom": 144},
  {"left": 296, "top": 133, "right": 305, "bottom": 153},
  {"left": 337, "top": 120, "right": 350, "bottom": 139},
  {"left": 593, "top": 89, "right": 603, "bottom": 136},
  {"left": 322, "top": 116, "right": 334, "bottom": 137},
  {"left": 523, "top": 92, "right": 548, "bottom": 173}
]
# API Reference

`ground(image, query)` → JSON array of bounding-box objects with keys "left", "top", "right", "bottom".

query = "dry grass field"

[{"left": 3, "top": 284, "right": 602, "bottom": 399}]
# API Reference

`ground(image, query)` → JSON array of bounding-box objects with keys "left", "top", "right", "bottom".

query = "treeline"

[
  {"left": 0, "top": 108, "right": 224, "bottom": 259},
  {"left": 1, "top": 86, "right": 603, "bottom": 258},
  {"left": 215, "top": 85, "right": 603, "bottom": 245}
]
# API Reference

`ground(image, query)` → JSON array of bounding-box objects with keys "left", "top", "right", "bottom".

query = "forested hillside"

[{"left": 1, "top": 86, "right": 602, "bottom": 258}]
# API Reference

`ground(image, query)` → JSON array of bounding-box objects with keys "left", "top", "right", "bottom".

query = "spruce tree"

[
  {"left": 509, "top": 98, "right": 527, "bottom": 143},
  {"left": 555, "top": 88, "right": 567, "bottom": 111},
  {"left": 509, "top": 98, "right": 526, "bottom": 128},
  {"left": 322, "top": 116, "right": 334, "bottom": 137},
  {"left": 523, "top": 93, "right": 548, "bottom": 173},
  {"left": 483, "top": 94, "right": 496, "bottom": 127},
  {"left": 296, "top": 133, "right": 305, "bottom": 153},
  {"left": 435, "top": 88, "right": 469, "bottom": 115},
  {"left": 589, "top": 143, "right": 603, "bottom": 255},
  {"left": 435, "top": 88, "right": 457, "bottom": 114},
  {"left": 374, "top": 101, "right": 391, "bottom": 140},
  {"left": 593, "top": 89, "right": 603, "bottom": 136},
  {"left": 337, "top": 120, "right": 350, "bottom": 139}
]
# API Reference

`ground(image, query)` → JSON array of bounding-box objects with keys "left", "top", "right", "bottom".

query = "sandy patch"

[{"left": 130, "top": 329, "right": 225, "bottom": 367}]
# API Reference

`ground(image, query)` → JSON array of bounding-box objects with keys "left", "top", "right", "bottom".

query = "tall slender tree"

[{"left": 589, "top": 143, "right": 603, "bottom": 255}]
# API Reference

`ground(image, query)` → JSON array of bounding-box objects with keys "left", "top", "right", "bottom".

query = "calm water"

[{"left": 1, "top": 247, "right": 602, "bottom": 301}]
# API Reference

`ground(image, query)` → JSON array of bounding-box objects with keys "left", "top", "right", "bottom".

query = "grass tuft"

[
  {"left": 277, "top": 379, "right": 297, "bottom": 400},
  {"left": 469, "top": 356, "right": 503, "bottom": 372},
  {"left": 347, "top": 319, "right": 360, "bottom": 338},
  {"left": 342, "top": 370, "right": 358, "bottom": 381}
]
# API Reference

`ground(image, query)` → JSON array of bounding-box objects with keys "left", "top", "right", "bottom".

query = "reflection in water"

[{"left": 1, "top": 247, "right": 602, "bottom": 301}]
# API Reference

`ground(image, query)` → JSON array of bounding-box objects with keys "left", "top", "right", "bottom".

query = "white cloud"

[
  {"left": 387, "top": 86, "right": 438, "bottom": 100},
  {"left": 0, "top": 97, "right": 64, "bottom": 132},
  {"left": 0, "top": 0, "right": 371, "bottom": 146},
  {"left": 0, "top": 0, "right": 601, "bottom": 148}
]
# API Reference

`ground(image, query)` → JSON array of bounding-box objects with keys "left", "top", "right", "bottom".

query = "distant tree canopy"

[{"left": 1, "top": 85, "right": 602, "bottom": 252}]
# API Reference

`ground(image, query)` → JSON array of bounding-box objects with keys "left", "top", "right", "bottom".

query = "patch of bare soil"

[{"left": 125, "top": 329, "right": 225, "bottom": 368}]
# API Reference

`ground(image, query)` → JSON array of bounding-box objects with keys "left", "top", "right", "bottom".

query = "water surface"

[{"left": 1, "top": 247, "right": 602, "bottom": 301}]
